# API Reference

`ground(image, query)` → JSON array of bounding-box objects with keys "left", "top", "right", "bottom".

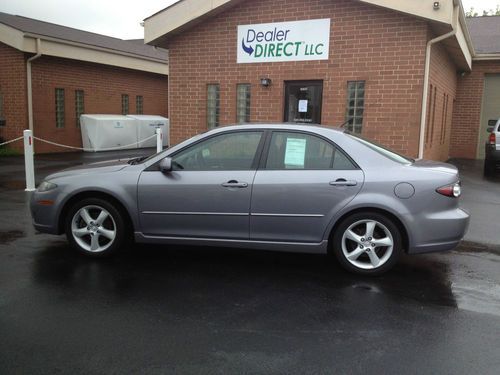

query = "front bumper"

[
  {"left": 30, "top": 191, "right": 62, "bottom": 235},
  {"left": 407, "top": 208, "right": 470, "bottom": 254}
]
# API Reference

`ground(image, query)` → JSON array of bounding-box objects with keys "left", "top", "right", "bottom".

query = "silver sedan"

[{"left": 30, "top": 124, "right": 469, "bottom": 275}]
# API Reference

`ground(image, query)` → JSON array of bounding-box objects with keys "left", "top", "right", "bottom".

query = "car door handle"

[
  {"left": 329, "top": 179, "right": 358, "bottom": 187},
  {"left": 222, "top": 180, "right": 248, "bottom": 188}
]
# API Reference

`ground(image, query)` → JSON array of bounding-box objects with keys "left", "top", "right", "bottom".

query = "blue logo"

[{"left": 241, "top": 38, "right": 254, "bottom": 55}]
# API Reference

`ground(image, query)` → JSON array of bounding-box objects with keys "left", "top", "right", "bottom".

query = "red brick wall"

[
  {"left": 30, "top": 56, "right": 168, "bottom": 153},
  {"left": 0, "top": 42, "right": 28, "bottom": 148},
  {"left": 450, "top": 60, "right": 500, "bottom": 159},
  {"left": 424, "top": 30, "right": 458, "bottom": 161},
  {"left": 166, "top": 0, "right": 429, "bottom": 157}
]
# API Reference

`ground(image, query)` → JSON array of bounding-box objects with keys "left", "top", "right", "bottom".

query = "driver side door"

[{"left": 137, "top": 130, "right": 264, "bottom": 239}]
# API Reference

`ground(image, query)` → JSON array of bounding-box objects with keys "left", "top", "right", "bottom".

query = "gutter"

[
  {"left": 23, "top": 32, "right": 168, "bottom": 64},
  {"left": 418, "top": 4, "right": 460, "bottom": 160},
  {"left": 27, "top": 38, "right": 42, "bottom": 133}
]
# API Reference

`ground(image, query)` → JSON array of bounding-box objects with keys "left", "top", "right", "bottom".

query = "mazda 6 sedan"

[{"left": 30, "top": 124, "right": 469, "bottom": 275}]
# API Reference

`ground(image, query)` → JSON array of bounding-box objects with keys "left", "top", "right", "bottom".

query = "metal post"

[
  {"left": 156, "top": 127, "right": 163, "bottom": 153},
  {"left": 23, "top": 129, "right": 36, "bottom": 191}
]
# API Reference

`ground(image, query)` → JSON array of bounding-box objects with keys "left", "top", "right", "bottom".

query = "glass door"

[{"left": 284, "top": 81, "right": 323, "bottom": 124}]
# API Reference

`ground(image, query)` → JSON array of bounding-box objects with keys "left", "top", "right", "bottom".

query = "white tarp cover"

[
  {"left": 80, "top": 114, "right": 169, "bottom": 152},
  {"left": 127, "top": 115, "right": 170, "bottom": 148}
]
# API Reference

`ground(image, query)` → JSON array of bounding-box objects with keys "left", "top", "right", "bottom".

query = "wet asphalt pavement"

[{"left": 1, "top": 152, "right": 500, "bottom": 374}]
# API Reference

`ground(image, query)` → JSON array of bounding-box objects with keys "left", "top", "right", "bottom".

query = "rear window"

[{"left": 346, "top": 133, "right": 414, "bottom": 165}]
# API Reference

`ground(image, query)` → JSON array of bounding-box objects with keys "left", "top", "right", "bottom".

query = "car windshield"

[{"left": 346, "top": 133, "right": 414, "bottom": 165}]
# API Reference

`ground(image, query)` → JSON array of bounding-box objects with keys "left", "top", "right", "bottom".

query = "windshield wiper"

[{"left": 127, "top": 156, "right": 148, "bottom": 165}]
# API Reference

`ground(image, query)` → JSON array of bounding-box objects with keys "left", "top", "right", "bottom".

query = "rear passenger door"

[{"left": 250, "top": 131, "right": 364, "bottom": 243}]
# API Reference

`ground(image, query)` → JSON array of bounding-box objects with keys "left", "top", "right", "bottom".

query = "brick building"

[
  {"left": 143, "top": 0, "right": 500, "bottom": 162},
  {"left": 0, "top": 12, "right": 168, "bottom": 153}
]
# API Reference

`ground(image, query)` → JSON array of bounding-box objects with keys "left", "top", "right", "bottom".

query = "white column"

[
  {"left": 23, "top": 129, "right": 36, "bottom": 191},
  {"left": 156, "top": 127, "right": 163, "bottom": 153}
]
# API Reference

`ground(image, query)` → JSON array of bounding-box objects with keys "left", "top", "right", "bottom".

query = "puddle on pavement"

[
  {"left": 449, "top": 248, "right": 500, "bottom": 317},
  {"left": 0, "top": 230, "right": 24, "bottom": 245}
]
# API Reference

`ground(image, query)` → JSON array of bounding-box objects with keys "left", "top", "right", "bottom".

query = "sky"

[{"left": 0, "top": 0, "right": 499, "bottom": 40}]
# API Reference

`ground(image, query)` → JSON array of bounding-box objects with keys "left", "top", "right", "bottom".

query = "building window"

[
  {"left": 345, "top": 81, "right": 365, "bottom": 134},
  {"left": 236, "top": 84, "right": 251, "bottom": 123},
  {"left": 0, "top": 89, "right": 5, "bottom": 127},
  {"left": 207, "top": 84, "right": 220, "bottom": 129},
  {"left": 55, "top": 88, "right": 65, "bottom": 128},
  {"left": 122, "top": 94, "right": 129, "bottom": 115},
  {"left": 75, "top": 90, "right": 84, "bottom": 127},
  {"left": 136, "top": 95, "right": 144, "bottom": 114},
  {"left": 426, "top": 85, "right": 437, "bottom": 146},
  {"left": 441, "top": 93, "right": 449, "bottom": 145}
]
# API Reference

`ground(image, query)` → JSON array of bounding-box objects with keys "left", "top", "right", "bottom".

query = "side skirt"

[{"left": 134, "top": 233, "right": 329, "bottom": 254}]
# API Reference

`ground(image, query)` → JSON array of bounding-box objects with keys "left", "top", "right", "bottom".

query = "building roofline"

[
  {"left": 0, "top": 12, "right": 168, "bottom": 75},
  {"left": 144, "top": 0, "right": 474, "bottom": 70}
]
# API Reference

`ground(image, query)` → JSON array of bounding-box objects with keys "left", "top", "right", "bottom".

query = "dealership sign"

[{"left": 237, "top": 19, "right": 330, "bottom": 64}]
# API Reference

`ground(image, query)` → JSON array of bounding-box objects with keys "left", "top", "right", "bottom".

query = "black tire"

[
  {"left": 65, "top": 198, "right": 126, "bottom": 258},
  {"left": 484, "top": 161, "right": 494, "bottom": 177},
  {"left": 332, "top": 211, "right": 402, "bottom": 276}
]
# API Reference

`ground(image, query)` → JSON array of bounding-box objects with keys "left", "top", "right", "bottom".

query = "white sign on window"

[
  {"left": 284, "top": 138, "right": 307, "bottom": 167},
  {"left": 298, "top": 100, "right": 308, "bottom": 113},
  {"left": 237, "top": 19, "right": 331, "bottom": 64}
]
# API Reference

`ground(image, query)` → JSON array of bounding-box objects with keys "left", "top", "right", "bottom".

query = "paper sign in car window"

[{"left": 284, "top": 138, "right": 307, "bottom": 168}]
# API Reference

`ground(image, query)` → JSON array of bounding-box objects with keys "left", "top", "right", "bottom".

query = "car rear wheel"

[
  {"left": 65, "top": 198, "right": 125, "bottom": 257},
  {"left": 332, "top": 212, "right": 402, "bottom": 275}
]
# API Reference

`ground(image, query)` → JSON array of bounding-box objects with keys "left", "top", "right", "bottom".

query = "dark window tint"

[
  {"left": 207, "top": 84, "right": 220, "bottom": 129},
  {"left": 172, "top": 131, "right": 262, "bottom": 171},
  {"left": 122, "top": 94, "right": 129, "bottom": 115},
  {"left": 75, "top": 90, "right": 84, "bottom": 127},
  {"left": 345, "top": 81, "right": 365, "bottom": 134},
  {"left": 55, "top": 88, "right": 65, "bottom": 128},
  {"left": 266, "top": 132, "right": 356, "bottom": 170}
]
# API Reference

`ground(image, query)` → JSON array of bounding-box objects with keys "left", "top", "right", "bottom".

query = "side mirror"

[
  {"left": 159, "top": 157, "right": 172, "bottom": 173},
  {"left": 487, "top": 127, "right": 494, "bottom": 133}
]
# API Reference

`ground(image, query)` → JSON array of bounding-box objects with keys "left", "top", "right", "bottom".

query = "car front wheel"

[
  {"left": 332, "top": 212, "right": 402, "bottom": 275},
  {"left": 65, "top": 198, "right": 125, "bottom": 257}
]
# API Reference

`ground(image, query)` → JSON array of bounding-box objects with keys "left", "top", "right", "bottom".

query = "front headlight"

[{"left": 37, "top": 181, "right": 58, "bottom": 192}]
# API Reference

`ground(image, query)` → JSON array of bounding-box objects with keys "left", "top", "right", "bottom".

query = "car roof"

[{"left": 208, "top": 123, "right": 346, "bottom": 135}]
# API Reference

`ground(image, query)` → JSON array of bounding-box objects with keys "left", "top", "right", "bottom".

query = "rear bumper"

[
  {"left": 485, "top": 144, "right": 500, "bottom": 162},
  {"left": 407, "top": 208, "right": 470, "bottom": 254}
]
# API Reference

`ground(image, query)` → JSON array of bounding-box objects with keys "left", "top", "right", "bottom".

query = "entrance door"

[
  {"left": 477, "top": 74, "right": 500, "bottom": 159},
  {"left": 284, "top": 81, "right": 323, "bottom": 124}
]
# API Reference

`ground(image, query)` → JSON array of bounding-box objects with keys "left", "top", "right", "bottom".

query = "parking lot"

[{"left": 1, "top": 152, "right": 500, "bottom": 374}]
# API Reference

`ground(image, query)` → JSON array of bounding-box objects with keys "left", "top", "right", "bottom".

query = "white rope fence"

[
  {"left": 0, "top": 136, "right": 24, "bottom": 147},
  {"left": 1, "top": 128, "right": 164, "bottom": 191},
  {"left": 33, "top": 134, "right": 157, "bottom": 152}
]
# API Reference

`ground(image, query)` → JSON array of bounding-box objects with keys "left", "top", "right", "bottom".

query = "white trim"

[
  {"left": 0, "top": 25, "right": 168, "bottom": 75},
  {"left": 418, "top": 5, "right": 459, "bottom": 160}
]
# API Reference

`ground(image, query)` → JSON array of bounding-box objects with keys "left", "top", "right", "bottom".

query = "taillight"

[
  {"left": 436, "top": 182, "right": 461, "bottom": 198},
  {"left": 489, "top": 132, "right": 496, "bottom": 145}
]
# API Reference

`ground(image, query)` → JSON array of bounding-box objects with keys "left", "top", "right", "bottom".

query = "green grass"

[{"left": 0, "top": 147, "right": 22, "bottom": 156}]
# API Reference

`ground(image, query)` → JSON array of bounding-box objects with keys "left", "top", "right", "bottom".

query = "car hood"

[
  {"left": 45, "top": 159, "right": 130, "bottom": 180},
  {"left": 410, "top": 159, "right": 458, "bottom": 175}
]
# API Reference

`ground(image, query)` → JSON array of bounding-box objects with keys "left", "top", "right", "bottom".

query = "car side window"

[
  {"left": 172, "top": 131, "right": 263, "bottom": 171},
  {"left": 265, "top": 132, "right": 356, "bottom": 170}
]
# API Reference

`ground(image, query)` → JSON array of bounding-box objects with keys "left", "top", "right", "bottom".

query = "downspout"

[
  {"left": 27, "top": 38, "right": 42, "bottom": 133},
  {"left": 418, "top": 5, "right": 459, "bottom": 159}
]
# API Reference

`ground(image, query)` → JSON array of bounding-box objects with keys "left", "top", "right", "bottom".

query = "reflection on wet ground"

[{"left": 1, "top": 181, "right": 500, "bottom": 373}]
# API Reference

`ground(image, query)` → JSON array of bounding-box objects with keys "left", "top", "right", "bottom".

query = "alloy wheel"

[
  {"left": 71, "top": 205, "right": 117, "bottom": 253},
  {"left": 341, "top": 219, "right": 394, "bottom": 270}
]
